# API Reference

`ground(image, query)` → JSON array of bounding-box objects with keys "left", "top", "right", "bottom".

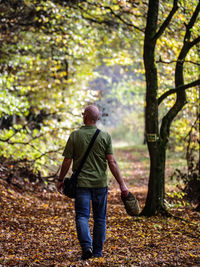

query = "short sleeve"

[
  {"left": 62, "top": 133, "right": 74, "bottom": 158},
  {"left": 105, "top": 133, "right": 113, "bottom": 154}
]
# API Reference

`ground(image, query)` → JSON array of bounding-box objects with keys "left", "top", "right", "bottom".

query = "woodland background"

[{"left": 0, "top": 0, "right": 200, "bottom": 266}]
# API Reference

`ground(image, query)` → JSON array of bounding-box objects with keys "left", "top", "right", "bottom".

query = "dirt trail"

[{"left": 0, "top": 149, "right": 200, "bottom": 266}]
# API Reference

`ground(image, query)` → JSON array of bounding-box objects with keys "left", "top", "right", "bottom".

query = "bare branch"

[
  {"left": 2, "top": 134, "right": 41, "bottom": 146},
  {"left": 158, "top": 79, "right": 200, "bottom": 105},
  {"left": 183, "top": 114, "right": 199, "bottom": 142},
  {"left": 153, "top": 0, "right": 178, "bottom": 41},
  {"left": 77, "top": 1, "right": 144, "bottom": 32},
  {"left": 189, "top": 36, "right": 200, "bottom": 49},
  {"left": 156, "top": 58, "right": 200, "bottom": 66},
  {"left": 184, "top": 1, "right": 200, "bottom": 43},
  {"left": 103, "top": 5, "right": 144, "bottom": 32},
  {"left": 31, "top": 148, "right": 63, "bottom": 161},
  {"left": 159, "top": 1, "right": 200, "bottom": 142}
]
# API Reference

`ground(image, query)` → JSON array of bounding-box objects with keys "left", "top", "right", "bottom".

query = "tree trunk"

[
  {"left": 141, "top": 0, "right": 167, "bottom": 216},
  {"left": 141, "top": 141, "right": 167, "bottom": 216}
]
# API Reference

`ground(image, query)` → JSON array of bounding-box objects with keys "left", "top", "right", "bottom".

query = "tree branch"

[
  {"left": 184, "top": 1, "right": 200, "bottom": 43},
  {"left": 77, "top": 1, "right": 144, "bottom": 32},
  {"left": 153, "top": 0, "right": 178, "bottom": 41},
  {"left": 159, "top": 1, "right": 200, "bottom": 142},
  {"left": 30, "top": 148, "right": 63, "bottom": 161},
  {"left": 0, "top": 133, "right": 48, "bottom": 145},
  {"left": 189, "top": 36, "right": 200, "bottom": 49},
  {"left": 158, "top": 79, "right": 200, "bottom": 105},
  {"left": 156, "top": 58, "right": 200, "bottom": 66},
  {"left": 103, "top": 5, "right": 144, "bottom": 32},
  {"left": 0, "top": 122, "right": 31, "bottom": 143}
]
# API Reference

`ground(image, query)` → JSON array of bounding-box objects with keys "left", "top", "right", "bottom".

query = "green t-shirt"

[{"left": 62, "top": 125, "right": 113, "bottom": 188}]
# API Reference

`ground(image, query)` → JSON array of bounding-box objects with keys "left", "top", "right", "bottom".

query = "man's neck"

[{"left": 84, "top": 123, "right": 96, "bottom": 126}]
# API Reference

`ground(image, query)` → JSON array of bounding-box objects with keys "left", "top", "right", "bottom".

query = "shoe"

[{"left": 81, "top": 248, "right": 93, "bottom": 260}]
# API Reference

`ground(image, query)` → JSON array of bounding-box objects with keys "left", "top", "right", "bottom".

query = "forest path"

[{"left": 0, "top": 147, "right": 199, "bottom": 266}]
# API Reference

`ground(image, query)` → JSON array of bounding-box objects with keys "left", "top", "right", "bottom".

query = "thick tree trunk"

[
  {"left": 141, "top": 141, "right": 167, "bottom": 216},
  {"left": 141, "top": 0, "right": 167, "bottom": 216}
]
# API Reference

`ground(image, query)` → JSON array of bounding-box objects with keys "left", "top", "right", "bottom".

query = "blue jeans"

[{"left": 75, "top": 187, "right": 108, "bottom": 257}]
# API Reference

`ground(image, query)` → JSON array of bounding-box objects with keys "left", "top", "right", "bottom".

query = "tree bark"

[{"left": 141, "top": 0, "right": 166, "bottom": 216}]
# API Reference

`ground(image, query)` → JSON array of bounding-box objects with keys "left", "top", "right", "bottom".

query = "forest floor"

[{"left": 0, "top": 146, "right": 200, "bottom": 266}]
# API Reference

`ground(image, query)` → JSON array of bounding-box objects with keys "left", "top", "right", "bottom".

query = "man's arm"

[
  {"left": 106, "top": 154, "right": 129, "bottom": 197},
  {"left": 57, "top": 158, "right": 72, "bottom": 193}
]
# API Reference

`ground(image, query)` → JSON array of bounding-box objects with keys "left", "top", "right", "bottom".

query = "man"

[{"left": 57, "top": 105, "right": 129, "bottom": 260}]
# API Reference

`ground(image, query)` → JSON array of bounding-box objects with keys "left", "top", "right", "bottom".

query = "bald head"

[{"left": 83, "top": 105, "right": 100, "bottom": 125}]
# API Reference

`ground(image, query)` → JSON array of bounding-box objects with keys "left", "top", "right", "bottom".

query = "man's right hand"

[
  {"left": 57, "top": 181, "right": 64, "bottom": 194},
  {"left": 120, "top": 183, "right": 129, "bottom": 197}
]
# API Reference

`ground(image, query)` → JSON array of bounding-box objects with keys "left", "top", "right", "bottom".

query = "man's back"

[{"left": 62, "top": 125, "right": 113, "bottom": 188}]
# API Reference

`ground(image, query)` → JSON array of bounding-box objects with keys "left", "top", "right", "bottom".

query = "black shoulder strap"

[{"left": 74, "top": 129, "right": 100, "bottom": 178}]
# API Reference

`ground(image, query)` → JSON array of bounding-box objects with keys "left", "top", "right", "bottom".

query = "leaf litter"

[{"left": 0, "top": 148, "right": 200, "bottom": 266}]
